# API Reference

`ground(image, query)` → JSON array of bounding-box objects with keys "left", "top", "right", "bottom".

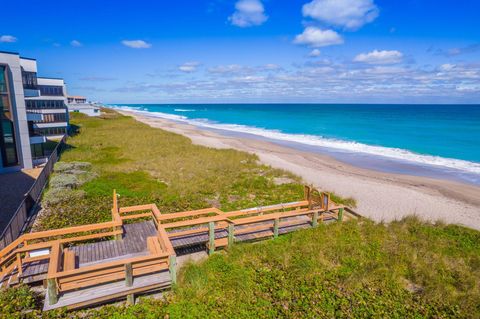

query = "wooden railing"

[
  {"left": 0, "top": 135, "right": 67, "bottom": 250},
  {"left": 0, "top": 185, "right": 354, "bottom": 308}
]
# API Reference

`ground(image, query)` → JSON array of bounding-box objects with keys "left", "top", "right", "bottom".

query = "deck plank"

[{"left": 43, "top": 271, "right": 171, "bottom": 311}]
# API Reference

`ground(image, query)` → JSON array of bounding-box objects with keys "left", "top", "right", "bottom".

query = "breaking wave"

[{"left": 110, "top": 105, "right": 480, "bottom": 175}]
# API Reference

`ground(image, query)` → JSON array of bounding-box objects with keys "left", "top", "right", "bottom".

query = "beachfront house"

[
  {"left": 0, "top": 51, "right": 69, "bottom": 173},
  {"left": 67, "top": 96, "right": 86, "bottom": 104},
  {"left": 67, "top": 95, "right": 101, "bottom": 117}
]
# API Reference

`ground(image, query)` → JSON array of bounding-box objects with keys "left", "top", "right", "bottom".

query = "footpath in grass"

[{"left": 2, "top": 217, "right": 479, "bottom": 318}]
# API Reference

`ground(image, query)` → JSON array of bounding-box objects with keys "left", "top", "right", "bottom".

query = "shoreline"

[{"left": 118, "top": 109, "right": 480, "bottom": 230}]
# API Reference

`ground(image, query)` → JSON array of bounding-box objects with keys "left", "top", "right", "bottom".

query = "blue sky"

[{"left": 1, "top": 0, "right": 479, "bottom": 103}]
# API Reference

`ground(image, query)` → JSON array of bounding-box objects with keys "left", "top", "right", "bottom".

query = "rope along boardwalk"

[{"left": 0, "top": 186, "right": 358, "bottom": 311}]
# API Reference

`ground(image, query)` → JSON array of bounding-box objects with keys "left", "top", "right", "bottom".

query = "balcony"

[
  {"left": 26, "top": 112, "right": 44, "bottom": 121},
  {"left": 30, "top": 135, "right": 47, "bottom": 144},
  {"left": 24, "top": 89, "right": 40, "bottom": 98},
  {"left": 33, "top": 122, "right": 68, "bottom": 129}
]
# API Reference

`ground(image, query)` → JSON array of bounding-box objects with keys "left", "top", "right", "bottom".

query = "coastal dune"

[{"left": 119, "top": 110, "right": 480, "bottom": 230}]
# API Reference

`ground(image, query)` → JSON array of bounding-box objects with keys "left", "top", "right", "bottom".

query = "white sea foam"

[
  {"left": 111, "top": 106, "right": 480, "bottom": 175},
  {"left": 174, "top": 108, "right": 196, "bottom": 112}
]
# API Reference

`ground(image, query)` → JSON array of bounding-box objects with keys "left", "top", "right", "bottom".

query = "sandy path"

[{"left": 120, "top": 110, "right": 480, "bottom": 230}]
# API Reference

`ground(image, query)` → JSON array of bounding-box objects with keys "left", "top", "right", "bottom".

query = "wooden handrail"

[
  {"left": 157, "top": 227, "right": 175, "bottom": 255},
  {"left": 151, "top": 205, "right": 162, "bottom": 220},
  {"left": 49, "top": 251, "right": 170, "bottom": 279},
  {"left": 232, "top": 208, "right": 321, "bottom": 225},
  {"left": 155, "top": 207, "right": 223, "bottom": 222},
  {"left": 161, "top": 215, "right": 231, "bottom": 229},
  {"left": 0, "top": 221, "right": 121, "bottom": 262},
  {"left": 22, "top": 221, "right": 120, "bottom": 241},
  {"left": 119, "top": 204, "right": 153, "bottom": 214},
  {"left": 224, "top": 200, "right": 309, "bottom": 218},
  {"left": 47, "top": 241, "right": 61, "bottom": 277}
]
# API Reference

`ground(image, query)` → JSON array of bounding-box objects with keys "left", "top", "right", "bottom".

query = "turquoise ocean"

[{"left": 111, "top": 104, "right": 480, "bottom": 186}]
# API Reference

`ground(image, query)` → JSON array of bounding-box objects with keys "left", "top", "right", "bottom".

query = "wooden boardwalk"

[
  {"left": 0, "top": 186, "right": 358, "bottom": 311},
  {"left": 71, "top": 221, "right": 157, "bottom": 266}
]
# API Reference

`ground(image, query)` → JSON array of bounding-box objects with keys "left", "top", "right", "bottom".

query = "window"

[
  {"left": 0, "top": 65, "right": 18, "bottom": 167},
  {"left": 33, "top": 127, "right": 67, "bottom": 136},
  {"left": 0, "top": 65, "right": 7, "bottom": 93},
  {"left": 1, "top": 119, "right": 19, "bottom": 166},
  {"left": 26, "top": 100, "right": 66, "bottom": 109},
  {"left": 39, "top": 85, "right": 63, "bottom": 96},
  {"left": 36, "top": 113, "right": 67, "bottom": 123},
  {"left": 30, "top": 143, "right": 45, "bottom": 159},
  {"left": 22, "top": 71, "right": 38, "bottom": 90}
]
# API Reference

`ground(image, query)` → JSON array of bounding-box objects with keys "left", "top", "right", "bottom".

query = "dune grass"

[
  {"left": 35, "top": 110, "right": 323, "bottom": 230},
  {"left": 4, "top": 217, "right": 479, "bottom": 318},
  {"left": 1, "top": 110, "right": 479, "bottom": 318}
]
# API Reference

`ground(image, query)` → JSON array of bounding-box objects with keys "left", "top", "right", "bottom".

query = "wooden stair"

[
  {"left": 214, "top": 238, "right": 228, "bottom": 248},
  {"left": 43, "top": 270, "right": 172, "bottom": 311}
]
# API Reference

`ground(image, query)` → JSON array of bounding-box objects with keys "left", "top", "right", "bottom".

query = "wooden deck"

[
  {"left": 0, "top": 186, "right": 358, "bottom": 311},
  {"left": 44, "top": 271, "right": 171, "bottom": 311},
  {"left": 71, "top": 221, "right": 157, "bottom": 266}
]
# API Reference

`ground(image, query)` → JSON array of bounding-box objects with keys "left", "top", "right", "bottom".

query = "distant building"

[
  {"left": 67, "top": 95, "right": 102, "bottom": 117},
  {"left": 67, "top": 96, "right": 87, "bottom": 104},
  {"left": 0, "top": 51, "right": 69, "bottom": 173},
  {"left": 68, "top": 103, "right": 101, "bottom": 117}
]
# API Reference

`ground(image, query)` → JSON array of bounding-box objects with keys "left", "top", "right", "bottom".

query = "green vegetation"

[
  {"left": 2, "top": 110, "right": 478, "bottom": 318},
  {"left": 2, "top": 218, "right": 479, "bottom": 318},
  {"left": 34, "top": 111, "right": 311, "bottom": 230}
]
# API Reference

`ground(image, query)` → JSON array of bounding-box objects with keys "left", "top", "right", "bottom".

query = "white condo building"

[
  {"left": 67, "top": 95, "right": 101, "bottom": 117},
  {"left": 0, "top": 51, "right": 69, "bottom": 173}
]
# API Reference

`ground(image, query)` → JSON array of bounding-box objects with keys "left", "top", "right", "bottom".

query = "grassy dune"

[
  {"left": 1, "top": 110, "right": 479, "bottom": 318},
  {"left": 35, "top": 110, "right": 329, "bottom": 230},
  {"left": 3, "top": 217, "right": 479, "bottom": 318}
]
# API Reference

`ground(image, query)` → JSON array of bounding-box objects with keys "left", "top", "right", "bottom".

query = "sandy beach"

[{"left": 119, "top": 110, "right": 480, "bottom": 230}]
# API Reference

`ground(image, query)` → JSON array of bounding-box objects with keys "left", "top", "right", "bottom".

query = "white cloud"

[
  {"left": 354, "top": 50, "right": 403, "bottom": 64},
  {"left": 0, "top": 35, "right": 17, "bottom": 43},
  {"left": 70, "top": 40, "right": 82, "bottom": 47},
  {"left": 229, "top": 0, "right": 268, "bottom": 27},
  {"left": 294, "top": 27, "right": 343, "bottom": 48},
  {"left": 439, "top": 64, "right": 456, "bottom": 72},
  {"left": 456, "top": 83, "right": 480, "bottom": 92},
  {"left": 208, "top": 64, "right": 252, "bottom": 74},
  {"left": 263, "top": 64, "right": 281, "bottom": 70},
  {"left": 178, "top": 62, "right": 201, "bottom": 73},
  {"left": 303, "top": 0, "right": 379, "bottom": 30},
  {"left": 308, "top": 49, "right": 321, "bottom": 57},
  {"left": 121, "top": 40, "right": 152, "bottom": 49},
  {"left": 231, "top": 75, "right": 266, "bottom": 83}
]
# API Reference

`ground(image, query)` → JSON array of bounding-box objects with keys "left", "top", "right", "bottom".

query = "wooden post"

[
  {"left": 228, "top": 224, "right": 235, "bottom": 247},
  {"left": 47, "top": 279, "right": 58, "bottom": 305},
  {"left": 125, "top": 262, "right": 134, "bottom": 305},
  {"left": 125, "top": 263, "right": 133, "bottom": 287},
  {"left": 312, "top": 211, "right": 318, "bottom": 228},
  {"left": 112, "top": 189, "right": 122, "bottom": 240},
  {"left": 322, "top": 192, "right": 330, "bottom": 211},
  {"left": 305, "top": 185, "right": 312, "bottom": 209},
  {"left": 16, "top": 253, "right": 22, "bottom": 275},
  {"left": 273, "top": 218, "right": 279, "bottom": 238},
  {"left": 208, "top": 222, "right": 215, "bottom": 255},
  {"left": 126, "top": 294, "right": 135, "bottom": 306},
  {"left": 338, "top": 208, "right": 344, "bottom": 222},
  {"left": 169, "top": 255, "right": 177, "bottom": 285}
]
